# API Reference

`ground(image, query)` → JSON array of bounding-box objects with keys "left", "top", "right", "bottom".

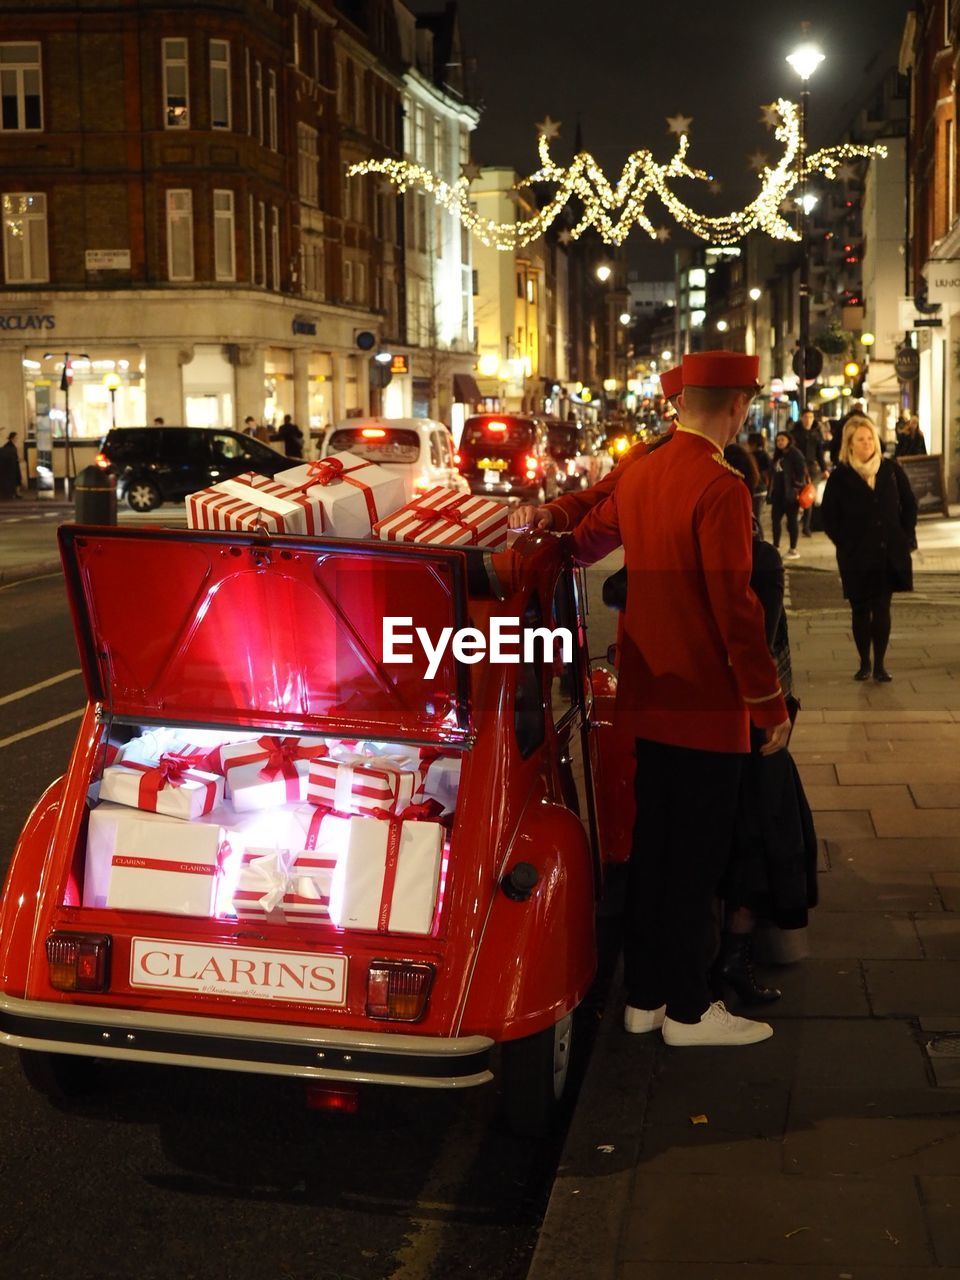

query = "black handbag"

[{"left": 602, "top": 566, "right": 628, "bottom": 611}]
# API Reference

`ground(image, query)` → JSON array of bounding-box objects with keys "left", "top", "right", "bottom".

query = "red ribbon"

[
  {"left": 371, "top": 799, "right": 445, "bottom": 932},
  {"left": 403, "top": 496, "right": 480, "bottom": 544},
  {"left": 119, "top": 754, "right": 218, "bottom": 815},
  {"left": 254, "top": 736, "right": 328, "bottom": 803}
]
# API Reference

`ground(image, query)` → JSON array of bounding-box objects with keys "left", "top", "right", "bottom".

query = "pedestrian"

[
  {"left": 572, "top": 350, "right": 790, "bottom": 1048},
  {"left": 769, "top": 429, "right": 806, "bottom": 559},
  {"left": 821, "top": 414, "right": 917, "bottom": 683},
  {"left": 272, "top": 413, "right": 304, "bottom": 458},
  {"left": 152, "top": 417, "right": 165, "bottom": 427},
  {"left": 895, "top": 415, "right": 927, "bottom": 457},
  {"left": 242, "top": 415, "right": 258, "bottom": 436},
  {"left": 715, "top": 444, "right": 818, "bottom": 1006},
  {"left": 745, "top": 431, "right": 771, "bottom": 523},
  {"left": 0, "top": 431, "right": 23, "bottom": 499},
  {"left": 793, "top": 407, "right": 826, "bottom": 537}
]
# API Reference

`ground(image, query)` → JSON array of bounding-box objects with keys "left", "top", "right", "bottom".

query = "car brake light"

[
  {"left": 486, "top": 422, "right": 508, "bottom": 434},
  {"left": 305, "top": 1083, "right": 360, "bottom": 1113},
  {"left": 46, "top": 932, "right": 111, "bottom": 992},
  {"left": 453, "top": 452, "right": 461, "bottom": 465},
  {"left": 94, "top": 452, "right": 111, "bottom": 470},
  {"left": 524, "top": 454, "right": 540, "bottom": 472},
  {"left": 361, "top": 428, "right": 386, "bottom": 439},
  {"left": 366, "top": 960, "right": 434, "bottom": 1021}
]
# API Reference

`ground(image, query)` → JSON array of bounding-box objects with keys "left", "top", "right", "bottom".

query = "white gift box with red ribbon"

[
  {"left": 218, "top": 736, "right": 328, "bottom": 811},
  {"left": 228, "top": 805, "right": 337, "bottom": 924},
  {"left": 344, "top": 743, "right": 462, "bottom": 817},
  {"left": 328, "top": 805, "right": 444, "bottom": 935},
  {"left": 100, "top": 755, "right": 224, "bottom": 820},
  {"left": 84, "top": 803, "right": 227, "bottom": 916},
  {"left": 373, "top": 487, "right": 510, "bottom": 550},
  {"left": 185, "top": 470, "right": 326, "bottom": 537},
  {"left": 306, "top": 753, "right": 423, "bottom": 817},
  {"left": 276, "top": 452, "right": 406, "bottom": 539}
]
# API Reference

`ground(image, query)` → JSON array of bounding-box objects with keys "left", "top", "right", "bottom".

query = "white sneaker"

[
  {"left": 662, "top": 1001, "right": 773, "bottom": 1047},
  {"left": 624, "top": 1004, "right": 666, "bottom": 1034},
  {"left": 785, "top": 548, "right": 801, "bottom": 560}
]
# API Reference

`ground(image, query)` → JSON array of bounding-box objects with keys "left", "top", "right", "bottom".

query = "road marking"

[
  {"left": 0, "top": 572, "right": 62, "bottom": 592},
  {"left": 0, "top": 708, "right": 83, "bottom": 750},
  {"left": 0, "top": 669, "right": 82, "bottom": 707}
]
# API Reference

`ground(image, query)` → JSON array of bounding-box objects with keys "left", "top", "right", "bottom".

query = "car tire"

[
  {"left": 500, "top": 1013, "right": 574, "bottom": 1138},
  {"left": 18, "top": 1049, "right": 101, "bottom": 1102},
  {"left": 127, "top": 479, "right": 162, "bottom": 512}
]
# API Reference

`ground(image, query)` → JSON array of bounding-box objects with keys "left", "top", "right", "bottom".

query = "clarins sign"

[
  {"left": 0, "top": 310, "right": 55, "bottom": 332},
  {"left": 129, "top": 937, "right": 348, "bottom": 1005}
]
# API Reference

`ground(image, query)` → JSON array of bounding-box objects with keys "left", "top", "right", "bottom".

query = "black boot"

[{"left": 717, "top": 933, "right": 781, "bottom": 1006}]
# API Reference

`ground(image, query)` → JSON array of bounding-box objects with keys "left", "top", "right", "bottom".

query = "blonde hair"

[{"left": 839, "top": 414, "right": 882, "bottom": 467}]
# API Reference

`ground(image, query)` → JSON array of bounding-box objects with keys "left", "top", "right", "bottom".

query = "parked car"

[
  {"left": 0, "top": 523, "right": 627, "bottom": 1138},
  {"left": 544, "top": 419, "right": 604, "bottom": 493},
  {"left": 319, "top": 417, "right": 468, "bottom": 502},
  {"left": 458, "top": 414, "right": 561, "bottom": 503},
  {"left": 96, "top": 427, "right": 292, "bottom": 513}
]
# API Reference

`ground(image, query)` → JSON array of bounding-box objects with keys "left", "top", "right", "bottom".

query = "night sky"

[{"left": 407, "top": 0, "right": 911, "bottom": 277}]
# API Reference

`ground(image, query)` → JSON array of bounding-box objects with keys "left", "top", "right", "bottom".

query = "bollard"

[{"left": 74, "top": 464, "right": 117, "bottom": 525}]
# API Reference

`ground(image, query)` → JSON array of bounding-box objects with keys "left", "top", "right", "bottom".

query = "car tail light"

[
  {"left": 361, "top": 427, "right": 386, "bottom": 439},
  {"left": 366, "top": 960, "right": 434, "bottom": 1021},
  {"left": 486, "top": 421, "right": 508, "bottom": 434},
  {"left": 453, "top": 452, "right": 462, "bottom": 466},
  {"left": 94, "top": 452, "right": 111, "bottom": 470},
  {"left": 524, "top": 454, "right": 540, "bottom": 472},
  {"left": 305, "top": 1083, "right": 359, "bottom": 1113},
  {"left": 46, "top": 932, "right": 111, "bottom": 992}
]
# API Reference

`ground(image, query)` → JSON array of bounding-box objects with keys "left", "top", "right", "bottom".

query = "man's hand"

[
  {"left": 759, "top": 718, "right": 792, "bottom": 756},
  {"left": 509, "top": 503, "right": 554, "bottom": 531}
]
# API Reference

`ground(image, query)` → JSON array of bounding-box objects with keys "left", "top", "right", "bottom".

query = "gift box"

[
  {"left": 275, "top": 453, "right": 405, "bottom": 539},
  {"left": 227, "top": 804, "right": 337, "bottom": 924},
  {"left": 100, "top": 755, "right": 224, "bottom": 820},
  {"left": 373, "top": 487, "right": 509, "bottom": 550},
  {"left": 185, "top": 471, "right": 325, "bottom": 536},
  {"left": 421, "top": 755, "right": 462, "bottom": 817},
  {"left": 229, "top": 848, "right": 293, "bottom": 922},
  {"left": 307, "top": 753, "right": 422, "bottom": 817},
  {"left": 84, "top": 803, "right": 226, "bottom": 916},
  {"left": 218, "top": 735, "right": 328, "bottom": 811},
  {"left": 343, "top": 743, "right": 461, "bottom": 818},
  {"left": 328, "top": 807, "right": 444, "bottom": 935}
]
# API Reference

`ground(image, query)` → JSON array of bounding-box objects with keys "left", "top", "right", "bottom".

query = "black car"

[
  {"left": 458, "top": 414, "right": 561, "bottom": 503},
  {"left": 96, "top": 427, "right": 293, "bottom": 512}
]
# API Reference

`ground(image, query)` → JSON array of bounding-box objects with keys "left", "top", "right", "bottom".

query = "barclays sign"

[{"left": 0, "top": 311, "right": 55, "bottom": 331}]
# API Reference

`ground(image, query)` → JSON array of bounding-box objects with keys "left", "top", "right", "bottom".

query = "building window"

[
  {"left": 402, "top": 94, "right": 412, "bottom": 154},
  {"left": 516, "top": 271, "right": 523, "bottom": 299},
  {"left": 297, "top": 123, "right": 318, "bottom": 206},
  {"left": 270, "top": 205, "right": 280, "bottom": 290},
  {"left": 0, "top": 43, "right": 42, "bottom": 132},
  {"left": 213, "top": 189, "right": 235, "bottom": 281},
  {"left": 312, "top": 26, "right": 320, "bottom": 82},
  {"left": 301, "top": 236, "right": 325, "bottom": 297},
  {"left": 292, "top": 12, "right": 300, "bottom": 68},
  {"left": 253, "top": 60, "right": 263, "bottom": 144},
  {"left": 258, "top": 200, "right": 266, "bottom": 287},
  {"left": 459, "top": 127, "right": 470, "bottom": 166},
  {"left": 356, "top": 260, "right": 366, "bottom": 305},
  {"left": 433, "top": 116, "right": 443, "bottom": 175},
  {"left": 166, "top": 189, "right": 194, "bottom": 280},
  {"left": 209, "top": 39, "right": 231, "bottom": 130},
  {"left": 435, "top": 204, "right": 443, "bottom": 258},
  {"left": 343, "top": 257, "right": 353, "bottom": 302},
  {"left": 342, "top": 166, "right": 353, "bottom": 222},
  {"left": 244, "top": 48, "right": 252, "bottom": 133},
  {"left": 2, "top": 192, "right": 48, "bottom": 283},
  {"left": 414, "top": 105, "right": 426, "bottom": 163},
  {"left": 249, "top": 193, "right": 256, "bottom": 282},
  {"left": 162, "top": 39, "right": 190, "bottom": 129},
  {"left": 948, "top": 117, "right": 956, "bottom": 229},
  {"left": 416, "top": 191, "right": 427, "bottom": 252},
  {"left": 267, "top": 69, "right": 278, "bottom": 150},
  {"left": 336, "top": 55, "right": 345, "bottom": 119}
]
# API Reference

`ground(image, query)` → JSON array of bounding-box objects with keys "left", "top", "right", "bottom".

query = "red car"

[{"left": 0, "top": 524, "right": 626, "bottom": 1136}]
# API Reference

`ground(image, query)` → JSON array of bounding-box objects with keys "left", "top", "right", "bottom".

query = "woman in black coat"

[
  {"left": 768, "top": 430, "right": 807, "bottom": 558},
  {"left": 821, "top": 415, "right": 917, "bottom": 682}
]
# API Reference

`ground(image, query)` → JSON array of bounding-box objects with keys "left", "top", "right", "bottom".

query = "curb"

[{"left": 0, "top": 559, "right": 63, "bottom": 585}]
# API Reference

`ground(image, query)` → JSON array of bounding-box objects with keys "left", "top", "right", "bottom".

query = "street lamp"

[
  {"left": 787, "top": 32, "right": 824, "bottom": 410},
  {"left": 595, "top": 263, "right": 612, "bottom": 283},
  {"left": 748, "top": 286, "right": 762, "bottom": 356},
  {"left": 619, "top": 311, "right": 632, "bottom": 325},
  {"left": 749, "top": 287, "right": 762, "bottom": 302},
  {"left": 102, "top": 372, "right": 121, "bottom": 428},
  {"left": 860, "top": 332, "right": 876, "bottom": 347},
  {"left": 716, "top": 319, "right": 729, "bottom": 333},
  {"left": 44, "top": 349, "right": 90, "bottom": 498},
  {"left": 661, "top": 349, "right": 673, "bottom": 361}
]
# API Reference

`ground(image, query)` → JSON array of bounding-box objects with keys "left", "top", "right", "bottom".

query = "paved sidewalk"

[{"left": 530, "top": 520, "right": 960, "bottom": 1278}]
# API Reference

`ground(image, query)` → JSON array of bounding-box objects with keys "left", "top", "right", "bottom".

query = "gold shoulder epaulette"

[{"left": 712, "top": 451, "right": 742, "bottom": 477}]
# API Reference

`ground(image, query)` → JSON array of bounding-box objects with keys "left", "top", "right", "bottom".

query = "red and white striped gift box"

[
  {"left": 185, "top": 471, "right": 325, "bottom": 536},
  {"left": 373, "top": 487, "right": 509, "bottom": 550},
  {"left": 307, "top": 753, "right": 423, "bottom": 817},
  {"left": 230, "top": 848, "right": 293, "bottom": 921}
]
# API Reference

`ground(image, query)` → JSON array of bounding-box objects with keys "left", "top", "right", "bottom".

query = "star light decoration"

[{"left": 347, "top": 99, "right": 886, "bottom": 251}]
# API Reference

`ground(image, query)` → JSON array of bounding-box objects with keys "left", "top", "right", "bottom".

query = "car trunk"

[{"left": 41, "top": 525, "right": 486, "bottom": 1032}]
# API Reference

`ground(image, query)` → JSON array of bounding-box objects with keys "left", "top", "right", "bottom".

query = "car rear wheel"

[
  {"left": 500, "top": 1013, "right": 574, "bottom": 1138},
  {"left": 19, "top": 1049, "right": 101, "bottom": 1102},
  {"left": 127, "top": 479, "right": 161, "bottom": 512}
]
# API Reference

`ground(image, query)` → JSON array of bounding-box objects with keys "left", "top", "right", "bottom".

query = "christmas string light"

[{"left": 347, "top": 99, "right": 886, "bottom": 250}]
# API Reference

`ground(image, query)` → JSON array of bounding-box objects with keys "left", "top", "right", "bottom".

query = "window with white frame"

[
  {"left": 2, "top": 192, "right": 48, "bottom": 283},
  {"left": 312, "top": 27, "right": 320, "bottom": 82},
  {"left": 355, "top": 260, "right": 366, "bottom": 305},
  {"left": 248, "top": 193, "right": 257, "bottom": 283},
  {"left": 433, "top": 116, "right": 443, "bottom": 176},
  {"left": 343, "top": 257, "right": 353, "bottom": 302},
  {"left": 162, "top": 39, "right": 190, "bottom": 129},
  {"left": 301, "top": 235, "right": 325, "bottom": 297},
  {"left": 414, "top": 104, "right": 426, "bottom": 163},
  {"left": 297, "top": 123, "right": 318, "bottom": 206},
  {"left": 244, "top": 48, "right": 252, "bottom": 133},
  {"left": 459, "top": 127, "right": 470, "bottom": 166},
  {"left": 402, "top": 94, "right": 412, "bottom": 155},
  {"left": 336, "top": 54, "right": 345, "bottom": 119},
  {"left": 270, "top": 205, "right": 280, "bottom": 290},
  {"left": 342, "top": 166, "right": 352, "bottom": 222},
  {"left": 209, "top": 40, "right": 231, "bottom": 130},
  {"left": 292, "top": 12, "right": 300, "bottom": 68},
  {"left": 258, "top": 201, "right": 266, "bottom": 286},
  {"left": 213, "top": 189, "right": 235, "bottom": 280},
  {"left": 416, "top": 191, "right": 427, "bottom": 252},
  {"left": 254, "top": 59, "right": 263, "bottom": 143},
  {"left": 267, "top": 69, "right": 278, "bottom": 150},
  {"left": 166, "top": 189, "right": 194, "bottom": 280},
  {"left": 0, "top": 43, "right": 42, "bottom": 132}
]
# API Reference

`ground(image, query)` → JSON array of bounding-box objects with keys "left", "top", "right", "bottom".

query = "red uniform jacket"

[
  {"left": 570, "top": 425, "right": 787, "bottom": 754},
  {"left": 547, "top": 425, "right": 676, "bottom": 531}
]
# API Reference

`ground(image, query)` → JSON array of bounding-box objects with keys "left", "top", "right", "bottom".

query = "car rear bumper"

[{"left": 0, "top": 993, "right": 494, "bottom": 1089}]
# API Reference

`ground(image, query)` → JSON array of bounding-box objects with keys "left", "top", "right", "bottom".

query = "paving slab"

[
  {"left": 782, "top": 1112, "right": 960, "bottom": 1178},
  {"left": 865, "top": 724, "right": 960, "bottom": 741},
  {"left": 829, "top": 838, "right": 960, "bottom": 870},
  {"left": 872, "top": 809, "right": 960, "bottom": 838},
  {"left": 813, "top": 810, "right": 877, "bottom": 839},
  {"left": 911, "top": 784, "right": 960, "bottom": 809},
  {"left": 820, "top": 866, "right": 943, "bottom": 913},
  {"left": 864, "top": 961, "right": 960, "bottom": 1018},
  {"left": 805, "top": 784, "right": 915, "bottom": 810},
  {"left": 807, "top": 910, "right": 923, "bottom": 960},
  {"left": 918, "top": 1175, "right": 960, "bottom": 1265},
  {"left": 616, "top": 1265, "right": 960, "bottom": 1278},
  {"left": 620, "top": 1172, "right": 932, "bottom": 1265},
  {"left": 797, "top": 763, "right": 838, "bottom": 786},
  {"left": 934, "top": 873, "right": 960, "bottom": 910},
  {"left": 794, "top": 750, "right": 870, "bottom": 765},
  {"left": 914, "top": 916, "right": 960, "bottom": 960},
  {"left": 823, "top": 709, "right": 958, "bottom": 723},
  {"left": 756, "top": 960, "right": 872, "bottom": 1019},
  {"left": 839, "top": 763, "right": 960, "bottom": 785}
]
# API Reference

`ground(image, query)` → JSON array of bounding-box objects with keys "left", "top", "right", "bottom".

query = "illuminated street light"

[
  {"left": 788, "top": 30, "right": 826, "bottom": 408},
  {"left": 786, "top": 42, "right": 825, "bottom": 82},
  {"left": 800, "top": 193, "right": 819, "bottom": 215},
  {"left": 716, "top": 319, "right": 729, "bottom": 332},
  {"left": 595, "top": 263, "right": 612, "bottom": 283},
  {"left": 661, "top": 349, "right": 673, "bottom": 361},
  {"left": 619, "top": 311, "right": 632, "bottom": 325},
  {"left": 102, "top": 371, "right": 121, "bottom": 428},
  {"left": 749, "top": 287, "right": 762, "bottom": 302},
  {"left": 860, "top": 331, "right": 876, "bottom": 347}
]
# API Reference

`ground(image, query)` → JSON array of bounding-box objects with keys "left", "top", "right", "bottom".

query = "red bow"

[
  {"left": 406, "top": 497, "right": 479, "bottom": 543},
  {"left": 309, "top": 458, "right": 345, "bottom": 486}
]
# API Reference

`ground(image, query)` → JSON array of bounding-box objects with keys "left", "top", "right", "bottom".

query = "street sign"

[
  {"left": 894, "top": 345, "right": 921, "bottom": 381},
  {"left": 914, "top": 318, "right": 942, "bottom": 328}
]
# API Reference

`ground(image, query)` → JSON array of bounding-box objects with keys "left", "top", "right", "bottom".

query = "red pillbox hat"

[
  {"left": 682, "top": 350, "right": 760, "bottom": 389},
  {"left": 659, "top": 364, "right": 683, "bottom": 398}
]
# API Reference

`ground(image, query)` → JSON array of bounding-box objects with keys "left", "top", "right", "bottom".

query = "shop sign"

[
  {"left": 894, "top": 345, "right": 921, "bottom": 381},
  {"left": 390, "top": 354, "right": 410, "bottom": 375},
  {"left": 292, "top": 317, "right": 317, "bottom": 336},
  {"left": 925, "top": 262, "right": 960, "bottom": 306},
  {"left": 0, "top": 310, "right": 55, "bottom": 331},
  {"left": 85, "top": 249, "right": 131, "bottom": 270}
]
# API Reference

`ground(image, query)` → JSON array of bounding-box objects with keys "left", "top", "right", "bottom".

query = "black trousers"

[
  {"left": 770, "top": 497, "right": 799, "bottom": 550},
  {"left": 626, "top": 738, "right": 744, "bottom": 1023},
  {"left": 850, "top": 593, "right": 892, "bottom": 668}
]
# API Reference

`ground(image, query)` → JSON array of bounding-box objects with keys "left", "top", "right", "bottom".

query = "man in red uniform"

[
  {"left": 507, "top": 365, "right": 683, "bottom": 532},
  {"left": 572, "top": 351, "right": 791, "bottom": 1047}
]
